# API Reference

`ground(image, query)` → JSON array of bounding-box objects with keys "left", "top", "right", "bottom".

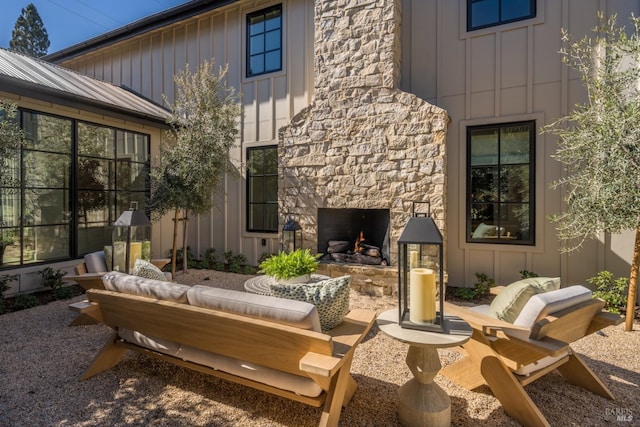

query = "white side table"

[{"left": 376, "top": 309, "right": 472, "bottom": 427}]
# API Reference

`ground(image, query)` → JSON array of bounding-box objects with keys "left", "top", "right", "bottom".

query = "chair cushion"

[
  {"left": 102, "top": 271, "right": 191, "bottom": 303},
  {"left": 513, "top": 285, "right": 593, "bottom": 329},
  {"left": 131, "top": 259, "right": 167, "bottom": 282},
  {"left": 186, "top": 285, "right": 322, "bottom": 332},
  {"left": 84, "top": 251, "right": 108, "bottom": 273},
  {"left": 487, "top": 277, "right": 560, "bottom": 323},
  {"left": 269, "top": 276, "right": 350, "bottom": 332}
]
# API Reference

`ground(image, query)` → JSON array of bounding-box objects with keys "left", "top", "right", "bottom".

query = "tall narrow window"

[
  {"left": 468, "top": 0, "right": 535, "bottom": 31},
  {"left": 247, "top": 146, "right": 278, "bottom": 232},
  {"left": 467, "top": 121, "right": 535, "bottom": 245},
  {"left": 246, "top": 4, "right": 282, "bottom": 78}
]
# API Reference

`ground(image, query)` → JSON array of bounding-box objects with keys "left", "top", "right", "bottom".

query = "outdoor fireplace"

[
  {"left": 278, "top": 0, "right": 448, "bottom": 268},
  {"left": 317, "top": 208, "right": 390, "bottom": 265}
]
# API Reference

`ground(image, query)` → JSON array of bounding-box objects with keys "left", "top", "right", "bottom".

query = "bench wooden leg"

[
  {"left": 68, "top": 313, "right": 100, "bottom": 327},
  {"left": 461, "top": 331, "right": 550, "bottom": 427},
  {"left": 82, "top": 332, "right": 126, "bottom": 380},
  {"left": 557, "top": 352, "right": 614, "bottom": 400},
  {"left": 319, "top": 355, "right": 355, "bottom": 427}
]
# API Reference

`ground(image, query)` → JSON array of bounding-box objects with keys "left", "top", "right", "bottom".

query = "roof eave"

[
  {"left": 44, "top": 0, "right": 238, "bottom": 63},
  {"left": 0, "top": 75, "right": 170, "bottom": 128}
]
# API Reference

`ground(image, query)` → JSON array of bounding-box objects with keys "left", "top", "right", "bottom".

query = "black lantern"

[
  {"left": 282, "top": 214, "right": 302, "bottom": 252},
  {"left": 111, "top": 202, "right": 152, "bottom": 273},
  {"left": 397, "top": 202, "right": 447, "bottom": 333}
]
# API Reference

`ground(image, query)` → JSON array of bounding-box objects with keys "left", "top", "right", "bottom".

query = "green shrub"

[
  {"left": 520, "top": 270, "right": 539, "bottom": 279},
  {"left": 259, "top": 249, "right": 321, "bottom": 280},
  {"left": 38, "top": 267, "right": 72, "bottom": 300},
  {"left": 13, "top": 294, "right": 39, "bottom": 310},
  {"left": 202, "top": 248, "right": 219, "bottom": 269},
  {"left": 451, "top": 273, "right": 495, "bottom": 301},
  {"left": 588, "top": 271, "right": 628, "bottom": 314},
  {"left": 0, "top": 274, "right": 18, "bottom": 314}
]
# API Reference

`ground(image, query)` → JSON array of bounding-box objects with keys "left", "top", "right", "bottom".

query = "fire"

[{"left": 354, "top": 230, "right": 365, "bottom": 253}]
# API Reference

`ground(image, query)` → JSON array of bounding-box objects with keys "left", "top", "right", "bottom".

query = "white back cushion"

[
  {"left": 102, "top": 271, "right": 191, "bottom": 303},
  {"left": 84, "top": 251, "right": 108, "bottom": 273},
  {"left": 187, "top": 285, "right": 322, "bottom": 332},
  {"left": 513, "top": 285, "right": 593, "bottom": 329}
]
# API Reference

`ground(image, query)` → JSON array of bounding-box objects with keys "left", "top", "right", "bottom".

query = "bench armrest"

[{"left": 299, "top": 352, "right": 342, "bottom": 377}]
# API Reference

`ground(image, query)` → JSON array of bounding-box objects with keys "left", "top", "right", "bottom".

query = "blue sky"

[{"left": 0, "top": 0, "right": 192, "bottom": 54}]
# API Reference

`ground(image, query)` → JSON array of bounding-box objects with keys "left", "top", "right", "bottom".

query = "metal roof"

[
  {"left": 44, "top": 0, "right": 237, "bottom": 64},
  {"left": 0, "top": 48, "right": 170, "bottom": 126}
]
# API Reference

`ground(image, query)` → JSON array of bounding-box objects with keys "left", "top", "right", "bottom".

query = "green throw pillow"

[
  {"left": 131, "top": 259, "right": 167, "bottom": 282},
  {"left": 487, "top": 277, "right": 560, "bottom": 323},
  {"left": 270, "top": 276, "right": 350, "bottom": 332}
]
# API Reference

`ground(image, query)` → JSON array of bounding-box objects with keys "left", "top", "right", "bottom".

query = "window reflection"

[
  {"left": 467, "top": 121, "right": 535, "bottom": 244},
  {"left": 0, "top": 110, "right": 150, "bottom": 269}
]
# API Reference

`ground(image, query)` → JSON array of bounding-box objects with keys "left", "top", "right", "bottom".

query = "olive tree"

[
  {"left": 150, "top": 61, "right": 241, "bottom": 276},
  {"left": 0, "top": 100, "right": 24, "bottom": 187},
  {"left": 542, "top": 13, "right": 640, "bottom": 331}
]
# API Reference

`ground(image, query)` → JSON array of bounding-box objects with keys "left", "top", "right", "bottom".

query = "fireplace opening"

[{"left": 317, "top": 208, "right": 391, "bottom": 265}]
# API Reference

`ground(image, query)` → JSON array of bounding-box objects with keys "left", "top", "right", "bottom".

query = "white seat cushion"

[
  {"left": 513, "top": 285, "right": 593, "bottom": 329},
  {"left": 178, "top": 345, "right": 323, "bottom": 397}
]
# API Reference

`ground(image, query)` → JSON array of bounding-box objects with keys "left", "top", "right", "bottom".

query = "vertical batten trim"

[
  {"left": 495, "top": 31, "right": 501, "bottom": 117},
  {"left": 527, "top": 24, "right": 534, "bottom": 114}
]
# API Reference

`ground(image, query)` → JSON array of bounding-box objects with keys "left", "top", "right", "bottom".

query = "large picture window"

[
  {"left": 0, "top": 110, "right": 149, "bottom": 269},
  {"left": 247, "top": 146, "right": 278, "bottom": 233},
  {"left": 468, "top": 0, "right": 535, "bottom": 31},
  {"left": 467, "top": 121, "right": 535, "bottom": 245},
  {"left": 246, "top": 4, "right": 282, "bottom": 78}
]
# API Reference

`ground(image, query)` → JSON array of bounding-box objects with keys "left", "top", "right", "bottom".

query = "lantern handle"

[
  {"left": 129, "top": 201, "right": 138, "bottom": 211},
  {"left": 411, "top": 201, "right": 431, "bottom": 218}
]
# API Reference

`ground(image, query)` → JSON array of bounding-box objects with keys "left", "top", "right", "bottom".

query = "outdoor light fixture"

[
  {"left": 111, "top": 202, "right": 151, "bottom": 273},
  {"left": 282, "top": 214, "right": 302, "bottom": 252},
  {"left": 397, "top": 202, "right": 447, "bottom": 333}
]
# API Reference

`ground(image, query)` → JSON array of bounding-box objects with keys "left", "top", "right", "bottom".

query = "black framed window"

[
  {"left": 247, "top": 146, "right": 278, "bottom": 232},
  {"left": 467, "top": 121, "right": 535, "bottom": 245},
  {"left": 246, "top": 4, "right": 282, "bottom": 78},
  {"left": 468, "top": 0, "right": 535, "bottom": 31},
  {"left": 0, "top": 109, "right": 150, "bottom": 269}
]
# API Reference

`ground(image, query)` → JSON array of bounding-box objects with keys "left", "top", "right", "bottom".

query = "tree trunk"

[
  {"left": 182, "top": 209, "right": 190, "bottom": 273},
  {"left": 625, "top": 223, "right": 640, "bottom": 331},
  {"left": 171, "top": 209, "right": 179, "bottom": 278}
]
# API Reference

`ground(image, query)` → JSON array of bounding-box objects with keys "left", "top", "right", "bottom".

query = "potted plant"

[{"left": 259, "top": 249, "right": 321, "bottom": 284}]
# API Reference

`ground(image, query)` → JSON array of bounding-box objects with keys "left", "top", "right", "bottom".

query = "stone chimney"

[{"left": 279, "top": 0, "right": 448, "bottom": 267}]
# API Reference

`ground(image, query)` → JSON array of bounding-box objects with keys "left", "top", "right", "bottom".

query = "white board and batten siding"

[
  {"left": 61, "top": 0, "right": 314, "bottom": 265},
  {"left": 401, "top": 0, "right": 640, "bottom": 288}
]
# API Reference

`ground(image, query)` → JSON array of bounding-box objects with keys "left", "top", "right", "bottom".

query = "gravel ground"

[{"left": 1, "top": 269, "right": 639, "bottom": 426}]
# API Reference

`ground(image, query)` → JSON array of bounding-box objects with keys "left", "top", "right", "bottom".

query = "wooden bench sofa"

[{"left": 79, "top": 271, "right": 376, "bottom": 427}]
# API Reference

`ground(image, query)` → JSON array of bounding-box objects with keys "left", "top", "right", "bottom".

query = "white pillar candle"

[
  {"left": 129, "top": 242, "right": 142, "bottom": 269},
  {"left": 409, "top": 268, "right": 437, "bottom": 323},
  {"left": 113, "top": 242, "right": 126, "bottom": 272},
  {"left": 409, "top": 250, "right": 419, "bottom": 269}
]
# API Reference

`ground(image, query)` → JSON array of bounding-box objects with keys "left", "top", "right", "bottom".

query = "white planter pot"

[{"left": 274, "top": 274, "right": 311, "bottom": 285}]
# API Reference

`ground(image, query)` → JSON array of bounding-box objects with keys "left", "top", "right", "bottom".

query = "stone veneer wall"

[{"left": 279, "top": 0, "right": 449, "bottom": 291}]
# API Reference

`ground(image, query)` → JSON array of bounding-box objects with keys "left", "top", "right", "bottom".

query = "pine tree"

[{"left": 10, "top": 3, "right": 50, "bottom": 57}]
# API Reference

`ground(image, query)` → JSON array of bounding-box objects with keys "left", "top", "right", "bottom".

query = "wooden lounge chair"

[{"left": 440, "top": 285, "right": 624, "bottom": 427}]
